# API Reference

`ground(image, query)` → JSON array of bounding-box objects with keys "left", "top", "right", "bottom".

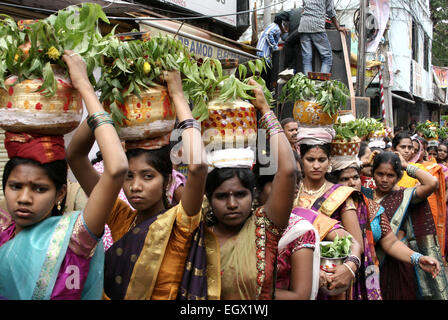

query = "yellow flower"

[
  {"left": 143, "top": 62, "right": 151, "bottom": 75},
  {"left": 14, "top": 54, "right": 19, "bottom": 61},
  {"left": 47, "top": 46, "right": 60, "bottom": 60}
]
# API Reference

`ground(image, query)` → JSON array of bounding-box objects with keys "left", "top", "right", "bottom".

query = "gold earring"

[{"left": 57, "top": 201, "right": 62, "bottom": 211}]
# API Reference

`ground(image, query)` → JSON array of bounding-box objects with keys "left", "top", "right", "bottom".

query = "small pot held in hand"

[{"left": 319, "top": 241, "right": 351, "bottom": 296}]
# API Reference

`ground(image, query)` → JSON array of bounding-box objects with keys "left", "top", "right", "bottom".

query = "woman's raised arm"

[
  {"left": 64, "top": 50, "right": 128, "bottom": 237},
  {"left": 248, "top": 79, "right": 297, "bottom": 229},
  {"left": 163, "top": 70, "right": 208, "bottom": 216}
]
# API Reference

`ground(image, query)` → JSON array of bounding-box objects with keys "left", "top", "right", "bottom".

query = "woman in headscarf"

[
  {"left": 293, "top": 127, "right": 364, "bottom": 299},
  {"left": 0, "top": 51, "right": 128, "bottom": 299},
  {"left": 254, "top": 160, "right": 358, "bottom": 300},
  {"left": 203, "top": 80, "right": 297, "bottom": 300}
]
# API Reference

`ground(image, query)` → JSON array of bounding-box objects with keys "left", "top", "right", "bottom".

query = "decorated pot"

[
  {"left": 201, "top": 98, "right": 257, "bottom": 149},
  {"left": 105, "top": 85, "right": 176, "bottom": 141},
  {"left": 293, "top": 100, "right": 338, "bottom": 126},
  {"left": 331, "top": 136, "right": 361, "bottom": 157},
  {"left": 0, "top": 71, "right": 83, "bottom": 135},
  {"left": 319, "top": 256, "right": 350, "bottom": 296}
]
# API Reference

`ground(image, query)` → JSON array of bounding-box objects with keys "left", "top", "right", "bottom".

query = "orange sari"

[{"left": 422, "top": 158, "right": 447, "bottom": 257}]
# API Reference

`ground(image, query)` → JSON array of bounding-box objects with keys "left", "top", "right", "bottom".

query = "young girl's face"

[
  {"left": 428, "top": 148, "right": 438, "bottom": 160},
  {"left": 394, "top": 138, "right": 413, "bottom": 162},
  {"left": 438, "top": 144, "right": 448, "bottom": 162},
  {"left": 211, "top": 176, "right": 253, "bottom": 229},
  {"left": 338, "top": 167, "right": 362, "bottom": 191},
  {"left": 124, "top": 153, "right": 166, "bottom": 214},
  {"left": 5, "top": 163, "right": 65, "bottom": 232}
]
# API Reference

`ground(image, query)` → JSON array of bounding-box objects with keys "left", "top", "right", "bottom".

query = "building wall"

[{"left": 387, "top": 2, "right": 433, "bottom": 101}]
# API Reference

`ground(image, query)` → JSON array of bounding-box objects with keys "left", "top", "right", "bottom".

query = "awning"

[{"left": 392, "top": 92, "right": 415, "bottom": 104}]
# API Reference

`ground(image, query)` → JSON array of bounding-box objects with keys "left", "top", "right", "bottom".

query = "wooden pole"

[
  {"left": 340, "top": 31, "right": 356, "bottom": 117},
  {"left": 251, "top": 1, "right": 258, "bottom": 46},
  {"left": 356, "top": 0, "right": 367, "bottom": 97}
]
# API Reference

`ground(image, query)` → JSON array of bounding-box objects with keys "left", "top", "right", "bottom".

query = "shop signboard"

[{"left": 161, "top": 0, "right": 237, "bottom": 26}]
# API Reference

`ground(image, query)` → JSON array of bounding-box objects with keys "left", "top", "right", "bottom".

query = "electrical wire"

[{"left": 0, "top": 0, "right": 290, "bottom": 22}]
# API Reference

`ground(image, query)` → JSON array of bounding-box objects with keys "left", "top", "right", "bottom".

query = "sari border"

[
  {"left": 204, "top": 226, "right": 221, "bottom": 300},
  {"left": 32, "top": 211, "right": 79, "bottom": 300},
  {"left": 387, "top": 188, "right": 415, "bottom": 235},
  {"left": 312, "top": 214, "right": 338, "bottom": 241},
  {"left": 320, "top": 186, "right": 357, "bottom": 217},
  {"left": 254, "top": 207, "right": 266, "bottom": 299},
  {"left": 124, "top": 207, "right": 178, "bottom": 300}
]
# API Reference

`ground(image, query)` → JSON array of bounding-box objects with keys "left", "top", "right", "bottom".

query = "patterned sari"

[
  {"left": 277, "top": 211, "right": 320, "bottom": 299},
  {"left": 363, "top": 187, "right": 448, "bottom": 300},
  {"left": 0, "top": 210, "right": 104, "bottom": 300},
  {"left": 297, "top": 184, "right": 383, "bottom": 300},
  {"left": 104, "top": 202, "right": 220, "bottom": 300},
  {"left": 219, "top": 207, "right": 285, "bottom": 300}
]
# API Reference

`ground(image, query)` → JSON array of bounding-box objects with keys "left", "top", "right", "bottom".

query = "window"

[
  {"left": 423, "top": 33, "right": 429, "bottom": 71},
  {"left": 412, "top": 20, "right": 419, "bottom": 62}
]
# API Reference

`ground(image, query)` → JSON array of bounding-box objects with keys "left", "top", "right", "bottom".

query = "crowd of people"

[{"left": 0, "top": 48, "right": 447, "bottom": 301}]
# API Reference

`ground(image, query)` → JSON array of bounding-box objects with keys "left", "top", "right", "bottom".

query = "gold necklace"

[
  {"left": 127, "top": 215, "right": 138, "bottom": 232},
  {"left": 300, "top": 180, "right": 327, "bottom": 196}
]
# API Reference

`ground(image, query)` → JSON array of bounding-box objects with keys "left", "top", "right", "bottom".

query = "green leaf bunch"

[
  {"left": 181, "top": 58, "right": 225, "bottom": 122},
  {"left": 96, "top": 33, "right": 192, "bottom": 124},
  {"left": 416, "top": 121, "right": 440, "bottom": 139},
  {"left": 279, "top": 73, "right": 350, "bottom": 117},
  {"left": 182, "top": 57, "right": 271, "bottom": 122},
  {"left": 334, "top": 117, "right": 384, "bottom": 141},
  {"left": 0, "top": 3, "right": 109, "bottom": 96},
  {"left": 438, "top": 126, "right": 448, "bottom": 140},
  {"left": 320, "top": 235, "right": 352, "bottom": 258}
]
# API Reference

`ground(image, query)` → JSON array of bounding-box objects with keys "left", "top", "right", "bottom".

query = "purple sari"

[{"left": 104, "top": 211, "right": 208, "bottom": 300}]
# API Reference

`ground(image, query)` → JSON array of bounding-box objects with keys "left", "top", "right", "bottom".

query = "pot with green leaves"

[
  {"left": 320, "top": 235, "right": 352, "bottom": 296},
  {"left": 0, "top": 4, "right": 108, "bottom": 135},
  {"left": 279, "top": 73, "right": 349, "bottom": 126},
  {"left": 182, "top": 58, "right": 271, "bottom": 148},
  {"left": 97, "top": 34, "right": 191, "bottom": 140},
  {"left": 332, "top": 118, "right": 377, "bottom": 156},
  {"left": 416, "top": 121, "right": 440, "bottom": 141},
  {"left": 0, "top": 65, "right": 83, "bottom": 135}
]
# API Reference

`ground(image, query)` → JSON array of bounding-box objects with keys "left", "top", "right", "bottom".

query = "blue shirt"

[{"left": 256, "top": 23, "right": 281, "bottom": 65}]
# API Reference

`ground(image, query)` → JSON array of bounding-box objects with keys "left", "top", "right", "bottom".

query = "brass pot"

[
  {"left": 0, "top": 72, "right": 83, "bottom": 135},
  {"left": 106, "top": 85, "right": 176, "bottom": 141},
  {"left": 293, "top": 100, "right": 338, "bottom": 126},
  {"left": 201, "top": 97, "right": 257, "bottom": 149}
]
